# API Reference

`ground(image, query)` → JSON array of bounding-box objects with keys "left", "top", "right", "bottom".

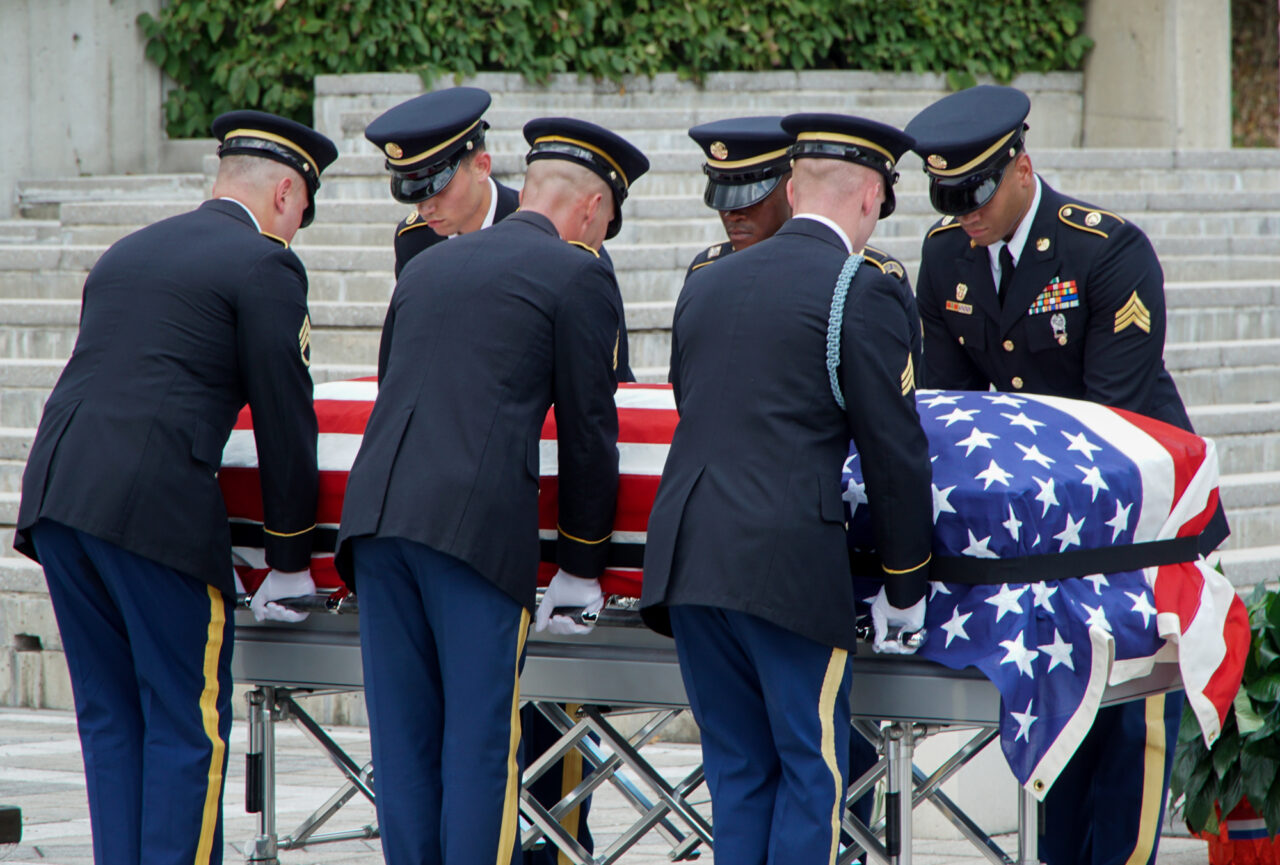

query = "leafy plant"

[
  {"left": 137, "top": 0, "right": 1093, "bottom": 138},
  {"left": 1170, "top": 584, "right": 1280, "bottom": 837}
]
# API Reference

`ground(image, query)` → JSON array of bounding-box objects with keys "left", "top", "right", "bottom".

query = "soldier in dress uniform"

[
  {"left": 684, "top": 114, "right": 887, "bottom": 844},
  {"left": 366, "top": 87, "right": 521, "bottom": 279},
  {"left": 905, "top": 84, "right": 1224, "bottom": 865},
  {"left": 640, "top": 113, "right": 934, "bottom": 864},
  {"left": 365, "top": 87, "right": 608, "bottom": 865},
  {"left": 14, "top": 111, "right": 336, "bottom": 865},
  {"left": 685, "top": 116, "right": 913, "bottom": 292},
  {"left": 335, "top": 118, "right": 648, "bottom": 865}
]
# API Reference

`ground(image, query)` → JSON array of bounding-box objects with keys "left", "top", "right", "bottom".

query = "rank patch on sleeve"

[
  {"left": 1114, "top": 292, "right": 1152, "bottom": 334},
  {"left": 299, "top": 314, "right": 312, "bottom": 367},
  {"left": 901, "top": 353, "right": 915, "bottom": 396},
  {"left": 1028, "top": 278, "right": 1080, "bottom": 315}
]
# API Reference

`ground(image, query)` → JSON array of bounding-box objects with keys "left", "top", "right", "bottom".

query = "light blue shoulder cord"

[{"left": 826, "top": 253, "right": 864, "bottom": 410}]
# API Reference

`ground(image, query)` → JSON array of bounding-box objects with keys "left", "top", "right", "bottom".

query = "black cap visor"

[
  {"left": 704, "top": 174, "right": 783, "bottom": 212},
  {"left": 928, "top": 161, "right": 1009, "bottom": 216},
  {"left": 390, "top": 157, "right": 462, "bottom": 204}
]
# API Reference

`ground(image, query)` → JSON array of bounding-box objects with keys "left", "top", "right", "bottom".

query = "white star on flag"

[
  {"left": 929, "top": 581, "right": 953, "bottom": 600},
  {"left": 976, "top": 459, "right": 1014, "bottom": 490},
  {"left": 932, "top": 484, "right": 957, "bottom": 522},
  {"left": 1063, "top": 430, "right": 1103, "bottom": 461},
  {"left": 1126, "top": 590, "right": 1158, "bottom": 628},
  {"left": 1082, "top": 602, "right": 1113, "bottom": 632},
  {"left": 1011, "top": 700, "right": 1038, "bottom": 742},
  {"left": 999, "top": 632, "right": 1039, "bottom": 678},
  {"left": 956, "top": 427, "right": 999, "bottom": 456},
  {"left": 985, "top": 394, "right": 1026, "bottom": 407},
  {"left": 939, "top": 407, "right": 980, "bottom": 427},
  {"left": 1031, "top": 582, "right": 1058, "bottom": 613},
  {"left": 1002, "top": 411, "right": 1046, "bottom": 435},
  {"left": 1037, "top": 629, "right": 1076, "bottom": 672},
  {"left": 1076, "top": 464, "right": 1109, "bottom": 501},
  {"left": 922, "top": 393, "right": 962, "bottom": 407},
  {"left": 1084, "top": 573, "right": 1109, "bottom": 594},
  {"left": 843, "top": 479, "right": 867, "bottom": 508},
  {"left": 962, "top": 530, "right": 1000, "bottom": 559},
  {"left": 1033, "top": 476, "right": 1059, "bottom": 516},
  {"left": 1053, "top": 513, "right": 1085, "bottom": 551},
  {"left": 985, "top": 583, "right": 1028, "bottom": 621},
  {"left": 940, "top": 607, "right": 973, "bottom": 647},
  {"left": 1105, "top": 500, "right": 1132, "bottom": 542},
  {"left": 843, "top": 453, "right": 859, "bottom": 473},
  {"left": 1002, "top": 504, "right": 1022, "bottom": 541},
  {"left": 1016, "top": 441, "right": 1055, "bottom": 469}
]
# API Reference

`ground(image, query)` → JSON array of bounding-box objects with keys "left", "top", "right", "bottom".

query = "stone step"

[
  {"left": 1216, "top": 505, "right": 1280, "bottom": 551},
  {"left": 0, "top": 220, "right": 61, "bottom": 245},
  {"left": 1218, "top": 544, "right": 1280, "bottom": 590},
  {"left": 1219, "top": 472, "right": 1280, "bottom": 510}
]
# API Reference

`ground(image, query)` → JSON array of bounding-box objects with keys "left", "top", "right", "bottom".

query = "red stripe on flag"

[{"left": 1112, "top": 407, "right": 1205, "bottom": 510}]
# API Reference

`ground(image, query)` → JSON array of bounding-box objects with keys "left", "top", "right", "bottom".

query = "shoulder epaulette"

[
  {"left": 567, "top": 240, "right": 601, "bottom": 258},
  {"left": 926, "top": 214, "right": 964, "bottom": 239},
  {"left": 259, "top": 231, "right": 289, "bottom": 248},
  {"left": 1058, "top": 203, "right": 1125, "bottom": 239},
  {"left": 396, "top": 210, "right": 433, "bottom": 237},
  {"left": 860, "top": 245, "right": 906, "bottom": 279},
  {"left": 689, "top": 241, "right": 732, "bottom": 273}
]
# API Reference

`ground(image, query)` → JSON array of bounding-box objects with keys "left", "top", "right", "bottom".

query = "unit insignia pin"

[
  {"left": 1036, "top": 237, "right": 1050, "bottom": 252},
  {"left": 955, "top": 283, "right": 968, "bottom": 301},
  {"left": 1085, "top": 211, "right": 1102, "bottom": 227},
  {"left": 1051, "top": 312, "right": 1068, "bottom": 346}
]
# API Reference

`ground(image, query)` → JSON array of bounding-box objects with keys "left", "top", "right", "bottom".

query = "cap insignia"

[
  {"left": 1036, "top": 237, "right": 1050, "bottom": 252},
  {"left": 1085, "top": 211, "right": 1102, "bottom": 227},
  {"left": 927, "top": 154, "right": 948, "bottom": 170},
  {"left": 710, "top": 141, "right": 728, "bottom": 160},
  {"left": 955, "top": 282, "right": 968, "bottom": 301},
  {"left": 384, "top": 142, "right": 403, "bottom": 159}
]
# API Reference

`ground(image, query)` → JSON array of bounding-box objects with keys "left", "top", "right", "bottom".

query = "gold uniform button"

[
  {"left": 1003, "top": 339, "right": 1015, "bottom": 352},
  {"left": 1011, "top": 376, "right": 1024, "bottom": 389},
  {"left": 958, "top": 336, "right": 965, "bottom": 346}
]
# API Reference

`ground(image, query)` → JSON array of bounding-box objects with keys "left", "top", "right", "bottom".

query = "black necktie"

[{"left": 998, "top": 244, "right": 1016, "bottom": 304}]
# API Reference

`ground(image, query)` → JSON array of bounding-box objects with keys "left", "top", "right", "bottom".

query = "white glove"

[
  {"left": 535, "top": 569, "right": 604, "bottom": 635},
  {"left": 870, "top": 587, "right": 926, "bottom": 655},
  {"left": 250, "top": 568, "right": 315, "bottom": 623}
]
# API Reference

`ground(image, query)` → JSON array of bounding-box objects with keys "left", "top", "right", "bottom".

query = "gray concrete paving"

[{"left": 0, "top": 707, "right": 1212, "bottom": 864}]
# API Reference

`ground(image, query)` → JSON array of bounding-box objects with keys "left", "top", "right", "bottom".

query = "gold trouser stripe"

[
  {"left": 496, "top": 608, "right": 532, "bottom": 865},
  {"left": 883, "top": 553, "right": 931, "bottom": 575},
  {"left": 819, "top": 648, "right": 849, "bottom": 865},
  {"left": 557, "top": 703, "right": 585, "bottom": 865},
  {"left": 263, "top": 523, "right": 315, "bottom": 538},
  {"left": 557, "top": 524, "right": 612, "bottom": 545},
  {"left": 195, "top": 586, "right": 228, "bottom": 865},
  {"left": 1122, "top": 695, "right": 1167, "bottom": 865}
]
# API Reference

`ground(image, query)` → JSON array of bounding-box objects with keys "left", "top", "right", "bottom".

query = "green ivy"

[
  {"left": 1170, "top": 584, "right": 1280, "bottom": 837},
  {"left": 139, "top": 0, "right": 1093, "bottom": 138}
]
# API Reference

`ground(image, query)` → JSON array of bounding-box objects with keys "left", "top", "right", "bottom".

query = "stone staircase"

[{"left": 0, "top": 71, "right": 1277, "bottom": 708}]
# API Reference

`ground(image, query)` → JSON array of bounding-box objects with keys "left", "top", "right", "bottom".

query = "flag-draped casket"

[{"left": 220, "top": 379, "right": 1249, "bottom": 796}]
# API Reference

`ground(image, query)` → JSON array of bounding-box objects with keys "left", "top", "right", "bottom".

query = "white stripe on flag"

[
  {"left": 1166, "top": 559, "right": 1237, "bottom": 746},
  {"left": 539, "top": 441, "right": 670, "bottom": 477},
  {"left": 314, "top": 379, "right": 379, "bottom": 401},
  {"left": 615, "top": 388, "right": 677, "bottom": 411}
]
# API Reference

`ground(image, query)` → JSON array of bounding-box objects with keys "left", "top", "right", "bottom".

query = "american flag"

[
  {"left": 221, "top": 382, "right": 1248, "bottom": 793},
  {"left": 846, "top": 390, "right": 1249, "bottom": 795}
]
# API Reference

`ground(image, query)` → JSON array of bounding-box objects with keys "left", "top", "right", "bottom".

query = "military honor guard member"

[
  {"left": 685, "top": 115, "right": 913, "bottom": 290},
  {"left": 906, "top": 84, "right": 1219, "bottom": 865},
  {"left": 14, "top": 111, "right": 336, "bottom": 865},
  {"left": 365, "top": 86, "right": 520, "bottom": 279},
  {"left": 365, "top": 87, "right": 614, "bottom": 865},
  {"left": 335, "top": 118, "right": 648, "bottom": 865},
  {"left": 367, "top": 86, "right": 634, "bottom": 384},
  {"left": 641, "top": 113, "right": 934, "bottom": 864}
]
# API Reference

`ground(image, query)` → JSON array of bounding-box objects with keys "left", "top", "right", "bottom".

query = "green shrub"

[{"left": 139, "top": 0, "right": 1093, "bottom": 138}]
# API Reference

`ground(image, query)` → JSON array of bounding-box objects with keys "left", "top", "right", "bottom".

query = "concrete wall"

[
  {"left": 1082, "top": 0, "right": 1232, "bottom": 148},
  {"left": 0, "top": 0, "right": 165, "bottom": 218}
]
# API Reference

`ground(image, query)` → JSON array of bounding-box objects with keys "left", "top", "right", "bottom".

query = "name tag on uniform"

[
  {"left": 945, "top": 300, "right": 974, "bottom": 315},
  {"left": 1028, "top": 279, "right": 1080, "bottom": 315}
]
